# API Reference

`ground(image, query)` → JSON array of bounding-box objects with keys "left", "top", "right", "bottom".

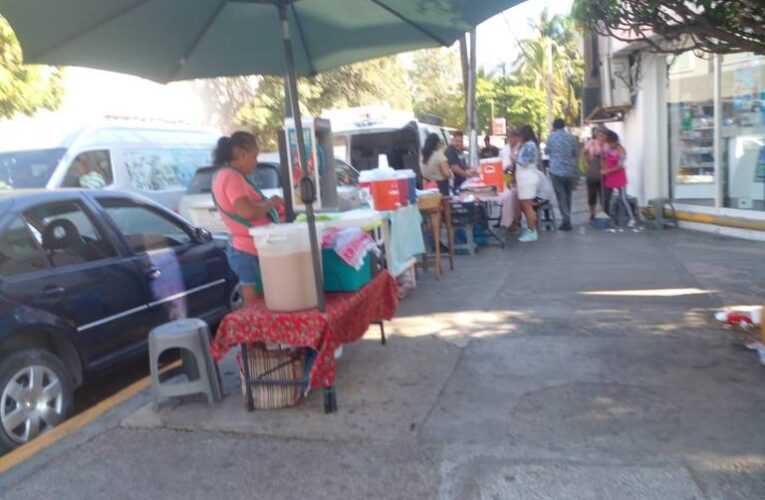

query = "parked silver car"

[{"left": 178, "top": 153, "right": 360, "bottom": 234}]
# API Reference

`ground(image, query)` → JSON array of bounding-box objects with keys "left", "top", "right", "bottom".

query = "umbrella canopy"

[
  {"left": 1, "top": 0, "right": 527, "bottom": 339},
  {"left": 0, "top": 0, "right": 525, "bottom": 84}
]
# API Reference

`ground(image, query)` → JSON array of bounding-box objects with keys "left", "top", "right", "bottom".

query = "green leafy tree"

[
  {"left": 236, "top": 56, "right": 412, "bottom": 150},
  {"left": 572, "top": 0, "right": 765, "bottom": 56},
  {"left": 512, "top": 9, "right": 584, "bottom": 134},
  {"left": 408, "top": 47, "right": 465, "bottom": 129},
  {"left": 476, "top": 76, "right": 547, "bottom": 137},
  {"left": 0, "top": 17, "right": 64, "bottom": 119}
]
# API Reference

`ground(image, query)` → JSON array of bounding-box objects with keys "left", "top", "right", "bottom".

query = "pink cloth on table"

[
  {"left": 475, "top": 189, "right": 519, "bottom": 228},
  {"left": 498, "top": 187, "right": 519, "bottom": 227},
  {"left": 322, "top": 228, "right": 379, "bottom": 270}
]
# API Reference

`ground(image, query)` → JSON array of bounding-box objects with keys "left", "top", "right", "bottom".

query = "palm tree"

[{"left": 513, "top": 9, "right": 583, "bottom": 134}]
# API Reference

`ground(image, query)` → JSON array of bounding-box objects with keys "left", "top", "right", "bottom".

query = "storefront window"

[
  {"left": 721, "top": 53, "right": 765, "bottom": 211},
  {"left": 667, "top": 52, "right": 716, "bottom": 206}
]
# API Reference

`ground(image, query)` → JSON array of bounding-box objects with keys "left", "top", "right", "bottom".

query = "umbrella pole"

[
  {"left": 467, "top": 28, "right": 479, "bottom": 169},
  {"left": 277, "top": 2, "right": 326, "bottom": 313}
]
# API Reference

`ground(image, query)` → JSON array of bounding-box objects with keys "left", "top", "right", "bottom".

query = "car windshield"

[
  {"left": 335, "top": 159, "right": 359, "bottom": 186},
  {"left": 0, "top": 148, "right": 66, "bottom": 190},
  {"left": 186, "top": 163, "right": 281, "bottom": 195}
]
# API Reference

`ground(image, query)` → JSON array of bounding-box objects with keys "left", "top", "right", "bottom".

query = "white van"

[
  {"left": 0, "top": 119, "right": 220, "bottom": 210},
  {"left": 324, "top": 107, "right": 456, "bottom": 183}
]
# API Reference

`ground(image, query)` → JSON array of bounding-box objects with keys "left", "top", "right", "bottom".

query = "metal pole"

[
  {"left": 278, "top": 1, "right": 325, "bottom": 311},
  {"left": 468, "top": 29, "right": 478, "bottom": 169},
  {"left": 713, "top": 54, "right": 722, "bottom": 208},
  {"left": 545, "top": 38, "right": 554, "bottom": 135}
]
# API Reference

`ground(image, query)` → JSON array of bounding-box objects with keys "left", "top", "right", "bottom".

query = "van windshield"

[{"left": 0, "top": 148, "right": 66, "bottom": 190}]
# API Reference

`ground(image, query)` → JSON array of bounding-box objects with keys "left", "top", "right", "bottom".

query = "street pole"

[
  {"left": 459, "top": 34, "right": 469, "bottom": 125},
  {"left": 277, "top": 1, "right": 325, "bottom": 313},
  {"left": 468, "top": 28, "right": 478, "bottom": 169},
  {"left": 545, "top": 38, "right": 554, "bottom": 136}
]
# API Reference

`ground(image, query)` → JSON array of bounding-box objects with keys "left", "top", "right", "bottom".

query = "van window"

[
  {"left": 62, "top": 150, "right": 113, "bottom": 189},
  {"left": 333, "top": 136, "right": 348, "bottom": 162},
  {"left": 0, "top": 218, "right": 49, "bottom": 276},
  {"left": 0, "top": 148, "right": 66, "bottom": 190},
  {"left": 124, "top": 148, "right": 209, "bottom": 192}
]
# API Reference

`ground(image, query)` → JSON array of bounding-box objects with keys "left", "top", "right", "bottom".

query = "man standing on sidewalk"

[{"left": 546, "top": 118, "right": 580, "bottom": 231}]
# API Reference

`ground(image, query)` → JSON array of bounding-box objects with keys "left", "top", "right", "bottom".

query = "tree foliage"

[
  {"left": 473, "top": 10, "right": 584, "bottom": 138},
  {"left": 572, "top": 0, "right": 765, "bottom": 55},
  {"left": 512, "top": 9, "right": 583, "bottom": 135},
  {"left": 236, "top": 56, "right": 412, "bottom": 150},
  {"left": 477, "top": 83, "right": 547, "bottom": 138},
  {"left": 408, "top": 47, "right": 465, "bottom": 129},
  {"left": 0, "top": 17, "right": 64, "bottom": 119}
]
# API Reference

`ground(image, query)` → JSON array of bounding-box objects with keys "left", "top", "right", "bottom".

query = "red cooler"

[
  {"left": 480, "top": 158, "right": 505, "bottom": 193},
  {"left": 395, "top": 171, "right": 410, "bottom": 207},
  {"left": 370, "top": 178, "right": 400, "bottom": 211}
]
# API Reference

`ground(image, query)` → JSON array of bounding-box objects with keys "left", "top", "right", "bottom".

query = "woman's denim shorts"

[{"left": 227, "top": 248, "right": 262, "bottom": 289}]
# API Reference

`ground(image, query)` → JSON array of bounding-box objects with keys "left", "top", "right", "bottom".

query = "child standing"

[{"left": 601, "top": 130, "right": 636, "bottom": 228}]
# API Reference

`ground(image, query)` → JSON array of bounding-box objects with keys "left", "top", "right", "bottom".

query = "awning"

[{"left": 585, "top": 105, "right": 632, "bottom": 124}]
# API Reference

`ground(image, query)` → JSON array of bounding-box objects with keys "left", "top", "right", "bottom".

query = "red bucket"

[{"left": 370, "top": 179, "right": 400, "bottom": 211}]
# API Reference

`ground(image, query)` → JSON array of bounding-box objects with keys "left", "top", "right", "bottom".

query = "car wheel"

[{"left": 0, "top": 349, "right": 74, "bottom": 452}]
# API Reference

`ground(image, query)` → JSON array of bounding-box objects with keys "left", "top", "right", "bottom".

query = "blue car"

[{"left": 0, "top": 189, "right": 238, "bottom": 451}]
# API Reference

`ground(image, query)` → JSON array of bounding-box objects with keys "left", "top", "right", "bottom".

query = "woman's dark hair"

[
  {"left": 605, "top": 130, "right": 620, "bottom": 143},
  {"left": 213, "top": 131, "right": 257, "bottom": 166},
  {"left": 518, "top": 125, "right": 539, "bottom": 146},
  {"left": 421, "top": 133, "right": 442, "bottom": 163}
]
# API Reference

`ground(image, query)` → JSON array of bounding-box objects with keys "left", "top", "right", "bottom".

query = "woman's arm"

[{"left": 233, "top": 195, "right": 284, "bottom": 221}]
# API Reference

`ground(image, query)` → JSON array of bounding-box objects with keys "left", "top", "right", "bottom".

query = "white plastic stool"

[{"left": 149, "top": 318, "right": 222, "bottom": 409}]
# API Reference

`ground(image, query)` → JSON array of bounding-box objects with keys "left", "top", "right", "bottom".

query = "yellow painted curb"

[
  {"left": 643, "top": 206, "right": 765, "bottom": 232},
  {"left": 0, "top": 361, "right": 179, "bottom": 474}
]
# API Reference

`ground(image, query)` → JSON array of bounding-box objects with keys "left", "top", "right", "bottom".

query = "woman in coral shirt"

[{"left": 211, "top": 131, "right": 285, "bottom": 305}]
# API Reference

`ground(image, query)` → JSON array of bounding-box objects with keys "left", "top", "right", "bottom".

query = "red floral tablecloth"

[{"left": 211, "top": 271, "right": 398, "bottom": 388}]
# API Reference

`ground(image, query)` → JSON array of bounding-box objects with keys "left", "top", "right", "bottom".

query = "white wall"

[{"left": 604, "top": 52, "right": 668, "bottom": 205}]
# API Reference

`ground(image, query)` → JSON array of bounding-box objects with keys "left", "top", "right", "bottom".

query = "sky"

[
  {"left": 477, "top": 0, "right": 575, "bottom": 70},
  {"left": 14, "top": 0, "right": 575, "bottom": 128}
]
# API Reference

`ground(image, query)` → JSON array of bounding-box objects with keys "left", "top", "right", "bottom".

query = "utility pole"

[
  {"left": 459, "top": 34, "right": 469, "bottom": 127},
  {"left": 545, "top": 38, "right": 554, "bottom": 135},
  {"left": 468, "top": 28, "right": 478, "bottom": 169}
]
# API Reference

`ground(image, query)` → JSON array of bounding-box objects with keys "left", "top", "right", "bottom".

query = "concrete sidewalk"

[{"left": 3, "top": 211, "right": 765, "bottom": 499}]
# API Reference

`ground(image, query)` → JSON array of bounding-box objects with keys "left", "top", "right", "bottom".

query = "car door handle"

[
  {"left": 42, "top": 286, "right": 65, "bottom": 298},
  {"left": 146, "top": 268, "right": 162, "bottom": 280}
]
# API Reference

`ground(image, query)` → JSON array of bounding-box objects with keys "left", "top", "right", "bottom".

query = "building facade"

[{"left": 585, "top": 34, "right": 765, "bottom": 240}]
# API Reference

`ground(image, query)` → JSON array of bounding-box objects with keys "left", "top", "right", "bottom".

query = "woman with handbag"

[{"left": 211, "top": 131, "right": 285, "bottom": 306}]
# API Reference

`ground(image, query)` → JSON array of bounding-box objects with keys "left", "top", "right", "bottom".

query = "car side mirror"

[{"left": 195, "top": 227, "right": 213, "bottom": 243}]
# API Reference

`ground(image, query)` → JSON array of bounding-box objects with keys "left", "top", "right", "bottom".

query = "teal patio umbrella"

[{"left": 1, "top": 0, "right": 526, "bottom": 409}]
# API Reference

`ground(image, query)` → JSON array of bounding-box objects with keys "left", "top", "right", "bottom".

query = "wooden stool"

[
  {"left": 421, "top": 205, "right": 442, "bottom": 279},
  {"left": 418, "top": 197, "right": 455, "bottom": 280},
  {"left": 441, "top": 197, "right": 455, "bottom": 271}
]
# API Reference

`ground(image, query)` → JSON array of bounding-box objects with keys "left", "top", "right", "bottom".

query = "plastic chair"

[
  {"left": 534, "top": 200, "right": 556, "bottom": 232},
  {"left": 149, "top": 318, "right": 223, "bottom": 409}
]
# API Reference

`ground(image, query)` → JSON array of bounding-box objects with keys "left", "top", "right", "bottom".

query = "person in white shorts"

[{"left": 515, "top": 125, "right": 541, "bottom": 242}]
